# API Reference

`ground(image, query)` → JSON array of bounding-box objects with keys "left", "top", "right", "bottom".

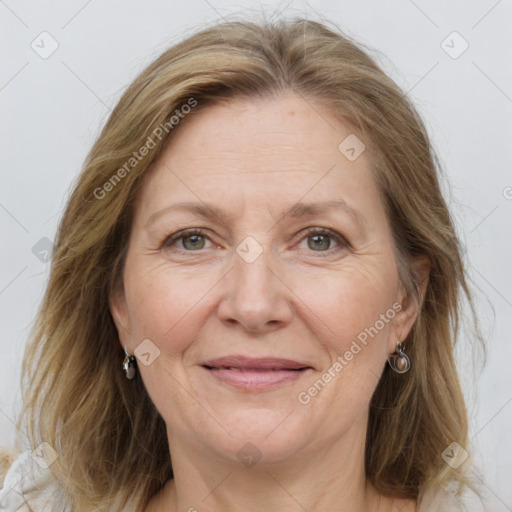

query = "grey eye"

[
  {"left": 181, "top": 234, "right": 206, "bottom": 250},
  {"left": 307, "top": 234, "right": 332, "bottom": 251}
]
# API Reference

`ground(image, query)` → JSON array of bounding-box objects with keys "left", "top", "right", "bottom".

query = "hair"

[{"left": 8, "top": 13, "right": 482, "bottom": 512}]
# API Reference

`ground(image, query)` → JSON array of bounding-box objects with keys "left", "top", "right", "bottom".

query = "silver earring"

[
  {"left": 122, "top": 350, "right": 137, "bottom": 380},
  {"left": 388, "top": 340, "right": 410, "bottom": 374}
]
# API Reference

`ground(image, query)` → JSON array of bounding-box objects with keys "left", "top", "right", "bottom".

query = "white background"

[{"left": 1, "top": 0, "right": 511, "bottom": 509}]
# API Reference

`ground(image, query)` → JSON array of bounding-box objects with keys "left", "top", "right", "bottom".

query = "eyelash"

[{"left": 161, "top": 227, "right": 350, "bottom": 256}]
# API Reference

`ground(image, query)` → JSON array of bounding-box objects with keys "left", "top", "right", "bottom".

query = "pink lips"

[{"left": 201, "top": 356, "right": 313, "bottom": 391}]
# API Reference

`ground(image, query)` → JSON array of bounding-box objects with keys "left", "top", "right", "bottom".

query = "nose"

[{"left": 216, "top": 246, "right": 294, "bottom": 334}]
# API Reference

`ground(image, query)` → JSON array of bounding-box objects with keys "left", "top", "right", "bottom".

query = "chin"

[{"left": 198, "top": 408, "right": 315, "bottom": 465}]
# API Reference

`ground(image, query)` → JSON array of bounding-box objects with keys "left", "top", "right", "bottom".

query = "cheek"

[
  {"left": 121, "top": 265, "right": 213, "bottom": 423},
  {"left": 291, "top": 264, "right": 399, "bottom": 437},
  {"left": 293, "top": 261, "right": 397, "bottom": 354},
  {"left": 122, "top": 261, "right": 220, "bottom": 354}
]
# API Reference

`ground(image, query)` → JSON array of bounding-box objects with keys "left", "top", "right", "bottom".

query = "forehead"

[
  {"left": 134, "top": 94, "right": 381, "bottom": 223},
  {"left": 164, "top": 94, "right": 354, "bottom": 168}
]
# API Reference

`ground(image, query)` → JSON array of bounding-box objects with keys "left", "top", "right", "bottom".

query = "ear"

[
  {"left": 109, "top": 284, "right": 132, "bottom": 350},
  {"left": 390, "top": 254, "right": 430, "bottom": 349}
]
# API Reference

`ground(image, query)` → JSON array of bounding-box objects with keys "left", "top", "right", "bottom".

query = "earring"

[
  {"left": 388, "top": 340, "right": 410, "bottom": 374},
  {"left": 122, "top": 349, "right": 137, "bottom": 380}
]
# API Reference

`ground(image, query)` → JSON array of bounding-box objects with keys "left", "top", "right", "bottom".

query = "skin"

[{"left": 110, "top": 93, "right": 429, "bottom": 512}]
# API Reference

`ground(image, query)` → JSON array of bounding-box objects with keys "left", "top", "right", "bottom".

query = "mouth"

[{"left": 200, "top": 356, "right": 314, "bottom": 391}]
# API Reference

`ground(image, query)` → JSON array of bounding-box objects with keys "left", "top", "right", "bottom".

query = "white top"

[{"left": 0, "top": 450, "right": 480, "bottom": 511}]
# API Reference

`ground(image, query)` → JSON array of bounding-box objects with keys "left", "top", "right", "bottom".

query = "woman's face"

[{"left": 111, "top": 94, "right": 421, "bottom": 466}]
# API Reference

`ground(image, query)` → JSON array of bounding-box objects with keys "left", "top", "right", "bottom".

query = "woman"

[{"left": 0, "top": 16, "right": 483, "bottom": 512}]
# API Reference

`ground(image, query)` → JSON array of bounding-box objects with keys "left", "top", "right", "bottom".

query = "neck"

[{"left": 148, "top": 415, "right": 402, "bottom": 512}]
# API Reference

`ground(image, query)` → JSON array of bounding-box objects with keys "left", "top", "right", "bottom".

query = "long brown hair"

[{"left": 14, "top": 15, "right": 482, "bottom": 511}]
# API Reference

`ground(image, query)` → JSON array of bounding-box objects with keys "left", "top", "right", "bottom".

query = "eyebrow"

[
  {"left": 286, "top": 201, "right": 365, "bottom": 226},
  {"left": 145, "top": 200, "right": 365, "bottom": 229}
]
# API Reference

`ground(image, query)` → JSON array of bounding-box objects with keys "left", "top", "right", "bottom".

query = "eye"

[
  {"left": 181, "top": 233, "right": 206, "bottom": 250},
  {"left": 298, "top": 227, "right": 349, "bottom": 254},
  {"left": 160, "top": 227, "right": 349, "bottom": 255},
  {"left": 307, "top": 233, "right": 331, "bottom": 251},
  {"left": 162, "top": 229, "right": 213, "bottom": 251}
]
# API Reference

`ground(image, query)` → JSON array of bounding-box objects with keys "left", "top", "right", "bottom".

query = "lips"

[
  {"left": 200, "top": 356, "right": 313, "bottom": 390},
  {"left": 201, "top": 356, "right": 311, "bottom": 371}
]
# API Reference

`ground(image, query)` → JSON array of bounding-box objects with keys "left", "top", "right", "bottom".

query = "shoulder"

[
  {"left": 0, "top": 449, "right": 68, "bottom": 511},
  {"left": 417, "top": 482, "right": 486, "bottom": 512}
]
